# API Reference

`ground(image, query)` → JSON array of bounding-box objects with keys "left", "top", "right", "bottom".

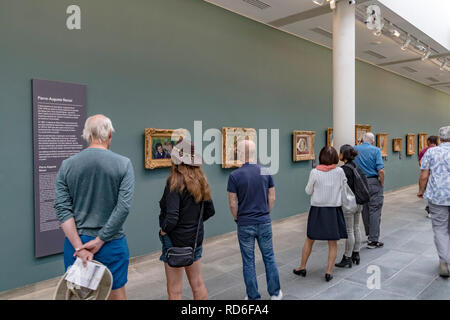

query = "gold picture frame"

[
  {"left": 326, "top": 128, "right": 333, "bottom": 147},
  {"left": 406, "top": 133, "right": 416, "bottom": 156},
  {"left": 392, "top": 138, "right": 402, "bottom": 152},
  {"left": 418, "top": 133, "right": 427, "bottom": 154},
  {"left": 222, "top": 127, "right": 257, "bottom": 169},
  {"left": 144, "top": 128, "right": 186, "bottom": 169},
  {"left": 355, "top": 124, "right": 372, "bottom": 145},
  {"left": 377, "top": 133, "right": 389, "bottom": 157},
  {"left": 293, "top": 130, "right": 315, "bottom": 162}
]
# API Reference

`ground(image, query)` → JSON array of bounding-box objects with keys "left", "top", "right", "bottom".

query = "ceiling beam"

[
  {"left": 377, "top": 52, "right": 450, "bottom": 66},
  {"left": 429, "top": 81, "right": 450, "bottom": 87},
  {"left": 268, "top": 0, "right": 372, "bottom": 28},
  {"left": 268, "top": 5, "right": 331, "bottom": 27}
]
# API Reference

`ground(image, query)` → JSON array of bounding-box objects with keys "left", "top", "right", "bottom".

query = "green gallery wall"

[{"left": 0, "top": 0, "right": 449, "bottom": 292}]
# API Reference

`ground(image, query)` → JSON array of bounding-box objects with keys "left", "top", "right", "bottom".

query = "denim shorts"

[
  {"left": 64, "top": 235, "right": 129, "bottom": 290},
  {"left": 159, "top": 233, "right": 202, "bottom": 263}
]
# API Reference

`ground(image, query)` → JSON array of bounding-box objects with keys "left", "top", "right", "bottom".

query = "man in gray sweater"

[{"left": 54, "top": 114, "right": 134, "bottom": 300}]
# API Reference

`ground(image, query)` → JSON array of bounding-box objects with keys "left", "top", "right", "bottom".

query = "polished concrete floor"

[{"left": 1, "top": 185, "right": 449, "bottom": 300}]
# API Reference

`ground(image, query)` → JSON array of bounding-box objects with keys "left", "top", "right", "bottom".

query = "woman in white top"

[{"left": 293, "top": 146, "right": 348, "bottom": 282}]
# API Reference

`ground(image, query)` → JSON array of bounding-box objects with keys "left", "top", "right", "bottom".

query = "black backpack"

[{"left": 344, "top": 163, "right": 370, "bottom": 205}]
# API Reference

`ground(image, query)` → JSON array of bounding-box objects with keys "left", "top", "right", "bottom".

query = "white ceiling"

[{"left": 204, "top": 0, "right": 450, "bottom": 95}]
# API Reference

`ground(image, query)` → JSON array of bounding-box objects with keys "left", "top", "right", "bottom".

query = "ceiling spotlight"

[
  {"left": 422, "top": 47, "right": 431, "bottom": 61},
  {"left": 312, "top": 0, "right": 336, "bottom": 10},
  {"left": 401, "top": 35, "right": 411, "bottom": 50},
  {"left": 417, "top": 44, "right": 427, "bottom": 52},
  {"left": 390, "top": 29, "right": 400, "bottom": 37},
  {"left": 440, "top": 60, "right": 448, "bottom": 71},
  {"left": 329, "top": 0, "right": 336, "bottom": 9},
  {"left": 387, "top": 22, "right": 400, "bottom": 37}
]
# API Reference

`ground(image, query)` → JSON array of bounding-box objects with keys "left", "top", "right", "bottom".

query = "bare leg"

[
  {"left": 327, "top": 241, "right": 338, "bottom": 274},
  {"left": 164, "top": 262, "right": 184, "bottom": 300},
  {"left": 296, "top": 237, "right": 315, "bottom": 270},
  {"left": 108, "top": 287, "right": 127, "bottom": 300},
  {"left": 185, "top": 260, "right": 208, "bottom": 300}
]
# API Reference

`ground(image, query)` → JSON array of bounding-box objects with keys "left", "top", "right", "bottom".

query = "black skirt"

[{"left": 306, "top": 206, "right": 348, "bottom": 241}]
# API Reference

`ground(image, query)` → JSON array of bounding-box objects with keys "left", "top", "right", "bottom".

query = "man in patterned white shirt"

[{"left": 418, "top": 126, "right": 450, "bottom": 277}]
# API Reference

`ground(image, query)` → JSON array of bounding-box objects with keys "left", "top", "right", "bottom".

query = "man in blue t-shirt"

[
  {"left": 354, "top": 132, "right": 385, "bottom": 249},
  {"left": 227, "top": 140, "right": 282, "bottom": 300}
]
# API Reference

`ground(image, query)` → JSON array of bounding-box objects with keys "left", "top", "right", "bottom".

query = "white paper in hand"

[{"left": 65, "top": 258, "right": 106, "bottom": 291}]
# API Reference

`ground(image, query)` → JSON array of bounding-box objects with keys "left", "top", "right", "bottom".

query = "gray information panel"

[{"left": 32, "top": 79, "right": 87, "bottom": 258}]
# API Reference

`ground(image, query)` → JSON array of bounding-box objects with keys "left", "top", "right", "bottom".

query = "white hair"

[
  {"left": 82, "top": 114, "right": 115, "bottom": 143},
  {"left": 439, "top": 126, "right": 450, "bottom": 141},
  {"left": 237, "top": 139, "right": 256, "bottom": 163},
  {"left": 362, "top": 132, "right": 375, "bottom": 144}
]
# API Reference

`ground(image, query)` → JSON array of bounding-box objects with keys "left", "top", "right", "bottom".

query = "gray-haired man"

[
  {"left": 54, "top": 114, "right": 135, "bottom": 299},
  {"left": 418, "top": 126, "right": 450, "bottom": 277},
  {"left": 354, "top": 132, "right": 385, "bottom": 249}
]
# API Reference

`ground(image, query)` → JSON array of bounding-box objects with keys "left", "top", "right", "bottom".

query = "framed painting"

[
  {"left": 406, "top": 133, "right": 416, "bottom": 156},
  {"left": 222, "top": 127, "right": 257, "bottom": 168},
  {"left": 355, "top": 124, "right": 371, "bottom": 145},
  {"left": 326, "top": 128, "right": 334, "bottom": 147},
  {"left": 377, "top": 133, "right": 389, "bottom": 157},
  {"left": 145, "top": 128, "right": 186, "bottom": 169},
  {"left": 293, "top": 130, "right": 315, "bottom": 162},
  {"left": 418, "top": 133, "right": 427, "bottom": 154},
  {"left": 392, "top": 138, "right": 402, "bottom": 152}
]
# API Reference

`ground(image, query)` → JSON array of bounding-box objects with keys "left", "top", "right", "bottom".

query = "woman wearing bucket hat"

[{"left": 159, "top": 139, "right": 215, "bottom": 300}]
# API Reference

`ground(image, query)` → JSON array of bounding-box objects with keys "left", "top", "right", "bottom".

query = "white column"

[{"left": 333, "top": 0, "right": 355, "bottom": 150}]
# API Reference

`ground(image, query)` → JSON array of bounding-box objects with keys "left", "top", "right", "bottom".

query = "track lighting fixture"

[
  {"left": 422, "top": 47, "right": 431, "bottom": 61},
  {"left": 401, "top": 35, "right": 411, "bottom": 51},
  {"left": 312, "top": 0, "right": 336, "bottom": 10}
]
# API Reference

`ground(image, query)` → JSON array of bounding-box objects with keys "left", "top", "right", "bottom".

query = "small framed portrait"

[
  {"left": 377, "top": 133, "right": 389, "bottom": 157},
  {"left": 293, "top": 130, "right": 315, "bottom": 162},
  {"left": 326, "top": 128, "right": 334, "bottom": 147},
  {"left": 392, "top": 138, "right": 402, "bottom": 152},
  {"left": 406, "top": 133, "right": 416, "bottom": 156},
  {"left": 145, "top": 128, "right": 186, "bottom": 169},
  {"left": 418, "top": 133, "right": 427, "bottom": 154},
  {"left": 355, "top": 124, "right": 371, "bottom": 145},
  {"left": 222, "top": 127, "right": 257, "bottom": 168}
]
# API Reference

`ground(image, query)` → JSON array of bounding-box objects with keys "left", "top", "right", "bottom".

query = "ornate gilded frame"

[
  {"left": 406, "top": 133, "right": 416, "bottom": 156},
  {"left": 392, "top": 138, "right": 402, "bottom": 152},
  {"left": 326, "top": 128, "right": 333, "bottom": 147},
  {"left": 355, "top": 124, "right": 372, "bottom": 145},
  {"left": 144, "top": 128, "right": 186, "bottom": 169},
  {"left": 293, "top": 130, "right": 316, "bottom": 162},
  {"left": 418, "top": 133, "right": 427, "bottom": 154},
  {"left": 376, "top": 133, "right": 389, "bottom": 157},
  {"left": 222, "top": 127, "right": 257, "bottom": 169}
]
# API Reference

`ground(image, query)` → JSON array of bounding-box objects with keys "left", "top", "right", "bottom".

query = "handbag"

[
  {"left": 341, "top": 178, "right": 358, "bottom": 214},
  {"left": 165, "top": 202, "right": 204, "bottom": 268}
]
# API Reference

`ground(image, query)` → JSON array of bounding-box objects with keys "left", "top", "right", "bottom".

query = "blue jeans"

[{"left": 237, "top": 222, "right": 281, "bottom": 300}]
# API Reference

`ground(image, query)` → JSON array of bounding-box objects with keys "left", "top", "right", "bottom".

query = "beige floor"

[{"left": 1, "top": 185, "right": 449, "bottom": 300}]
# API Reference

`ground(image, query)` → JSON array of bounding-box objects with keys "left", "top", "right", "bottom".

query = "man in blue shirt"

[
  {"left": 227, "top": 140, "right": 282, "bottom": 300},
  {"left": 418, "top": 126, "right": 450, "bottom": 277},
  {"left": 354, "top": 132, "right": 385, "bottom": 249}
]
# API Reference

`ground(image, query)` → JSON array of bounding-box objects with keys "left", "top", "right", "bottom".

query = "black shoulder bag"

[{"left": 165, "top": 202, "right": 204, "bottom": 268}]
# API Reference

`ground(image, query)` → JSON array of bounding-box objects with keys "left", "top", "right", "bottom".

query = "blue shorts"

[
  {"left": 159, "top": 233, "right": 202, "bottom": 263},
  {"left": 64, "top": 235, "right": 129, "bottom": 290}
]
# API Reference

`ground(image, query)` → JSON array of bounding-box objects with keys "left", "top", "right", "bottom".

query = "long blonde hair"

[{"left": 167, "top": 164, "right": 212, "bottom": 203}]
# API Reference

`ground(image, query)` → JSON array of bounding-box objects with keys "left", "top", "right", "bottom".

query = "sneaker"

[
  {"left": 367, "top": 241, "right": 384, "bottom": 249},
  {"left": 271, "top": 290, "right": 283, "bottom": 300},
  {"left": 244, "top": 296, "right": 248, "bottom": 300},
  {"left": 426, "top": 213, "right": 431, "bottom": 219}
]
